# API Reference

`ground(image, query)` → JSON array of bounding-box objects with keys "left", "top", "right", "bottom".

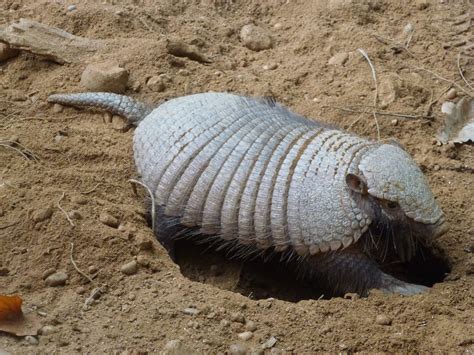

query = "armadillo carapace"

[{"left": 48, "top": 92, "right": 448, "bottom": 296}]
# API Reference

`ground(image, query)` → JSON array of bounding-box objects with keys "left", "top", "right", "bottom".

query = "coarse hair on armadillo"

[{"left": 47, "top": 91, "right": 445, "bottom": 260}]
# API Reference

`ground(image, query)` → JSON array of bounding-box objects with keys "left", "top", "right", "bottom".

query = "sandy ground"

[{"left": 1, "top": 0, "right": 473, "bottom": 353}]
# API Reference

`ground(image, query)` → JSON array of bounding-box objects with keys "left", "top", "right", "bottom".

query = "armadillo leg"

[{"left": 304, "top": 248, "right": 428, "bottom": 296}]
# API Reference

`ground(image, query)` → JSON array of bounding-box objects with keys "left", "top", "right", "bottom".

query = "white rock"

[
  {"left": 240, "top": 24, "right": 273, "bottom": 51},
  {"left": 237, "top": 331, "right": 253, "bottom": 341},
  {"left": 262, "top": 336, "right": 278, "bottom": 349},
  {"left": 25, "top": 336, "right": 39, "bottom": 345},
  {"left": 262, "top": 63, "right": 278, "bottom": 70}
]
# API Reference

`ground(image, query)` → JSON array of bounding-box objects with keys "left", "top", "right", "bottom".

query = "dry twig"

[
  {"left": 57, "top": 192, "right": 75, "bottom": 227},
  {"left": 357, "top": 48, "right": 381, "bottom": 140},
  {"left": 70, "top": 242, "right": 94, "bottom": 284},
  {"left": 414, "top": 65, "right": 473, "bottom": 98},
  {"left": 457, "top": 53, "right": 474, "bottom": 91},
  {"left": 0, "top": 140, "right": 38, "bottom": 160},
  {"left": 80, "top": 183, "right": 102, "bottom": 195},
  {"left": 129, "top": 179, "right": 155, "bottom": 233}
]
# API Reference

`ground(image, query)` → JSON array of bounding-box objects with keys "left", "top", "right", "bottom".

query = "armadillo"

[{"left": 47, "top": 92, "right": 448, "bottom": 296}]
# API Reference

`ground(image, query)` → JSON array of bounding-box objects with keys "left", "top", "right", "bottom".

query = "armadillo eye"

[{"left": 387, "top": 201, "right": 399, "bottom": 209}]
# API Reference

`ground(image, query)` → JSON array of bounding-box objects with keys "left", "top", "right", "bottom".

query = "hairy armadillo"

[{"left": 47, "top": 92, "right": 448, "bottom": 296}]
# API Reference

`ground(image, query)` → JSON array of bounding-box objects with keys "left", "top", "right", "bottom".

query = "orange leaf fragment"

[{"left": 0, "top": 295, "right": 23, "bottom": 322}]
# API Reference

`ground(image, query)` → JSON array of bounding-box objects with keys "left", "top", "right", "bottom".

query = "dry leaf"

[
  {"left": 0, "top": 295, "right": 41, "bottom": 337},
  {"left": 438, "top": 97, "right": 474, "bottom": 144},
  {"left": 0, "top": 295, "right": 22, "bottom": 321}
]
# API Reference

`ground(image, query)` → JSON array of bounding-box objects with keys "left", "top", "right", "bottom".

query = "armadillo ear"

[{"left": 345, "top": 173, "right": 368, "bottom": 194}]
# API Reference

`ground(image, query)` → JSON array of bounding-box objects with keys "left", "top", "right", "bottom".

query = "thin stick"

[
  {"left": 80, "top": 183, "right": 102, "bottom": 195},
  {"left": 129, "top": 179, "right": 155, "bottom": 233},
  {"left": 372, "top": 34, "right": 416, "bottom": 58},
  {"left": 332, "top": 106, "right": 434, "bottom": 120},
  {"left": 57, "top": 192, "right": 75, "bottom": 227},
  {"left": 357, "top": 48, "right": 381, "bottom": 141},
  {"left": 0, "top": 140, "right": 39, "bottom": 161},
  {"left": 414, "top": 65, "right": 473, "bottom": 98},
  {"left": 0, "top": 142, "right": 30, "bottom": 160},
  {"left": 70, "top": 242, "right": 94, "bottom": 284},
  {"left": 457, "top": 53, "right": 474, "bottom": 91},
  {"left": 405, "top": 27, "right": 414, "bottom": 48},
  {"left": 83, "top": 287, "right": 103, "bottom": 310}
]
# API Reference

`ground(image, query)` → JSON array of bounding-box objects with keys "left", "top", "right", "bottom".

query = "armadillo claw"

[{"left": 381, "top": 282, "right": 429, "bottom": 296}]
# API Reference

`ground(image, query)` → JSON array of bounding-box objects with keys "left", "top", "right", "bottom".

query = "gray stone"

[
  {"left": 120, "top": 261, "right": 138, "bottom": 275},
  {"left": 45, "top": 272, "right": 68, "bottom": 287},
  {"left": 240, "top": 24, "right": 273, "bottom": 51}
]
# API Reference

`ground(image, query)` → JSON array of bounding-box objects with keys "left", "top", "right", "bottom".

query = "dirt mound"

[{"left": 1, "top": 0, "right": 473, "bottom": 353}]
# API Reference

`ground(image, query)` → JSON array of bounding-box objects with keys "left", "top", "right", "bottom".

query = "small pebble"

[
  {"left": 136, "top": 255, "right": 150, "bottom": 267},
  {"left": 262, "top": 63, "right": 278, "bottom": 70},
  {"left": 220, "top": 319, "right": 230, "bottom": 327},
  {"left": 131, "top": 80, "right": 141, "bottom": 92},
  {"left": 240, "top": 24, "right": 273, "bottom": 51},
  {"left": 42, "top": 268, "right": 56, "bottom": 280},
  {"left": 231, "top": 312, "right": 245, "bottom": 323},
  {"left": 164, "top": 339, "right": 189, "bottom": 353},
  {"left": 273, "top": 22, "right": 283, "bottom": 30},
  {"left": 182, "top": 307, "right": 200, "bottom": 315},
  {"left": 76, "top": 286, "right": 86, "bottom": 295},
  {"left": 111, "top": 115, "right": 128, "bottom": 131},
  {"left": 237, "top": 331, "right": 253, "bottom": 341},
  {"left": 128, "top": 293, "right": 136, "bottom": 301},
  {"left": 80, "top": 62, "right": 129, "bottom": 93},
  {"left": 25, "top": 335, "right": 39, "bottom": 345},
  {"left": 52, "top": 103, "right": 64, "bottom": 113},
  {"left": 120, "top": 261, "right": 138, "bottom": 275},
  {"left": 67, "top": 4, "right": 77, "bottom": 11},
  {"left": 245, "top": 320, "right": 257, "bottom": 331},
  {"left": 445, "top": 88, "right": 457, "bottom": 100},
  {"left": 99, "top": 212, "right": 119, "bottom": 228},
  {"left": 391, "top": 119, "right": 398, "bottom": 126},
  {"left": 328, "top": 52, "right": 349, "bottom": 66},
  {"left": 375, "top": 314, "right": 392, "bottom": 325},
  {"left": 403, "top": 23, "right": 414, "bottom": 35},
  {"left": 433, "top": 164, "right": 441, "bottom": 171},
  {"left": 262, "top": 336, "right": 278, "bottom": 349},
  {"left": 229, "top": 343, "right": 248, "bottom": 355},
  {"left": 40, "top": 325, "right": 57, "bottom": 335},
  {"left": 32, "top": 207, "right": 53, "bottom": 223},
  {"left": 135, "top": 233, "right": 153, "bottom": 250},
  {"left": 45, "top": 272, "right": 68, "bottom": 287},
  {"left": 146, "top": 76, "right": 166, "bottom": 92}
]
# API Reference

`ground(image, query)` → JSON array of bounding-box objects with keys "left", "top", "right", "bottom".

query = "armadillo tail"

[{"left": 47, "top": 92, "right": 153, "bottom": 125}]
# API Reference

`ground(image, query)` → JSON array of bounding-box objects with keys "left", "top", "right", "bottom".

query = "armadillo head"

[{"left": 346, "top": 143, "right": 448, "bottom": 261}]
